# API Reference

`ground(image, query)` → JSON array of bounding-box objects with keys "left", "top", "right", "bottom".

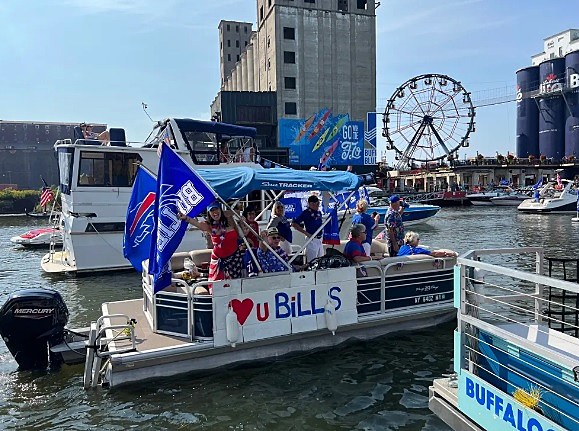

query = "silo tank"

[
  {"left": 565, "top": 50, "right": 579, "bottom": 158},
  {"left": 538, "top": 58, "right": 566, "bottom": 160},
  {"left": 515, "top": 66, "right": 540, "bottom": 158}
]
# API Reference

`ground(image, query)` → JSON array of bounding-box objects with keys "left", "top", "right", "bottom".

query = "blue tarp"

[
  {"left": 173, "top": 119, "right": 256, "bottom": 138},
  {"left": 196, "top": 167, "right": 362, "bottom": 201}
]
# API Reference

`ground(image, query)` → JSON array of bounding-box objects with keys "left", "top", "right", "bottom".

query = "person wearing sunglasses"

[{"left": 257, "top": 227, "right": 293, "bottom": 273}]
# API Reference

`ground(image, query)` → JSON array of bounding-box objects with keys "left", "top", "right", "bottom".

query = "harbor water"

[{"left": 0, "top": 206, "right": 578, "bottom": 430}]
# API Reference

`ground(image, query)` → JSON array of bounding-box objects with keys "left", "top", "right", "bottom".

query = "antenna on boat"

[{"left": 142, "top": 102, "right": 154, "bottom": 122}]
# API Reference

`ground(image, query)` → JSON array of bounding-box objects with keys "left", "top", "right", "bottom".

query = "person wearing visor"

[
  {"left": 384, "top": 195, "right": 408, "bottom": 257},
  {"left": 257, "top": 227, "right": 292, "bottom": 273},
  {"left": 292, "top": 194, "right": 324, "bottom": 263},
  {"left": 179, "top": 201, "right": 243, "bottom": 282}
]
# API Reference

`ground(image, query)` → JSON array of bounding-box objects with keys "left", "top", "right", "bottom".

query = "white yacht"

[
  {"left": 41, "top": 119, "right": 260, "bottom": 274},
  {"left": 517, "top": 179, "right": 578, "bottom": 213}
]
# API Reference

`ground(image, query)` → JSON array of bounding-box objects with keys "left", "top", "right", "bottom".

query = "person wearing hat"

[
  {"left": 256, "top": 227, "right": 293, "bottom": 273},
  {"left": 178, "top": 201, "right": 243, "bottom": 283},
  {"left": 267, "top": 201, "right": 292, "bottom": 255},
  {"left": 292, "top": 194, "right": 324, "bottom": 263},
  {"left": 242, "top": 205, "right": 260, "bottom": 248},
  {"left": 384, "top": 195, "right": 408, "bottom": 257}
]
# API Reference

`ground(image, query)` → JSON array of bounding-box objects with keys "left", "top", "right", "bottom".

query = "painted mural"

[{"left": 279, "top": 109, "right": 375, "bottom": 167}]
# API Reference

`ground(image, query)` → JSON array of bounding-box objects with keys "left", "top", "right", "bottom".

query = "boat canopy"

[
  {"left": 197, "top": 167, "right": 362, "bottom": 200},
  {"left": 173, "top": 119, "right": 256, "bottom": 138}
]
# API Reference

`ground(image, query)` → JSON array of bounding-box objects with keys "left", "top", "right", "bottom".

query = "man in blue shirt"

[
  {"left": 344, "top": 224, "right": 372, "bottom": 263},
  {"left": 351, "top": 198, "right": 380, "bottom": 257},
  {"left": 292, "top": 194, "right": 324, "bottom": 263}
]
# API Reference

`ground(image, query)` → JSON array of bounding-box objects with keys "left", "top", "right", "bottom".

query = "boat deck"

[
  {"left": 103, "top": 299, "right": 195, "bottom": 352},
  {"left": 429, "top": 378, "right": 484, "bottom": 431},
  {"left": 41, "top": 250, "right": 76, "bottom": 273}
]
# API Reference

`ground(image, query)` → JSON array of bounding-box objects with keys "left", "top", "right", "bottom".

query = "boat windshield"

[
  {"left": 181, "top": 130, "right": 219, "bottom": 165},
  {"left": 58, "top": 147, "right": 74, "bottom": 195}
]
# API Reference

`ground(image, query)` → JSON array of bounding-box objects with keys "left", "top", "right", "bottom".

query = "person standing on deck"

[
  {"left": 384, "top": 195, "right": 408, "bottom": 257},
  {"left": 292, "top": 195, "right": 324, "bottom": 263},
  {"left": 351, "top": 199, "right": 380, "bottom": 257}
]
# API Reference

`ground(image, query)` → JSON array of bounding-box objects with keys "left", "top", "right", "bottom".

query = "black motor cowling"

[{"left": 0, "top": 288, "right": 69, "bottom": 370}]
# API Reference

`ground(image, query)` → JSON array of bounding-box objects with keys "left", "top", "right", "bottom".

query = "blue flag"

[
  {"left": 149, "top": 146, "right": 217, "bottom": 293},
  {"left": 123, "top": 167, "right": 157, "bottom": 272},
  {"left": 532, "top": 178, "right": 543, "bottom": 190}
]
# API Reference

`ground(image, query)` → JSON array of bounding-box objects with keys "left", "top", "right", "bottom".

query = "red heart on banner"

[{"left": 230, "top": 298, "right": 254, "bottom": 326}]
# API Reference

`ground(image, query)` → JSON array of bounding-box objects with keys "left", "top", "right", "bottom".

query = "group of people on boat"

[{"left": 176, "top": 193, "right": 456, "bottom": 294}]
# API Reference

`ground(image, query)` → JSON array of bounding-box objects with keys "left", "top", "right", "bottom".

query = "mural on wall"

[{"left": 279, "top": 109, "right": 376, "bottom": 167}]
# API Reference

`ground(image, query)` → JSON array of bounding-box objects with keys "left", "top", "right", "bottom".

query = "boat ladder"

[
  {"left": 545, "top": 256, "right": 579, "bottom": 337},
  {"left": 83, "top": 314, "right": 137, "bottom": 389}
]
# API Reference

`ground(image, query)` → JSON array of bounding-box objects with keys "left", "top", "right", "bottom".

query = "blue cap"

[
  {"left": 389, "top": 195, "right": 400, "bottom": 203},
  {"left": 207, "top": 201, "right": 221, "bottom": 211}
]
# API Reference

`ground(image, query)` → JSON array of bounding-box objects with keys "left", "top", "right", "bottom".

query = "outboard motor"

[{"left": 0, "top": 288, "right": 68, "bottom": 370}]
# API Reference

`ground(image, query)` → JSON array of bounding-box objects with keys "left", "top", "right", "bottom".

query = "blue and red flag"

[
  {"left": 323, "top": 206, "right": 340, "bottom": 245},
  {"left": 123, "top": 167, "right": 157, "bottom": 272},
  {"left": 149, "top": 146, "right": 217, "bottom": 293}
]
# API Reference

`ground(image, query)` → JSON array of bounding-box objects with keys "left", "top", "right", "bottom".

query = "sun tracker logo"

[{"left": 540, "top": 73, "right": 563, "bottom": 94}]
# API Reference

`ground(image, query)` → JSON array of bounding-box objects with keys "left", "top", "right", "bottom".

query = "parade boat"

[
  {"left": 0, "top": 167, "right": 457, "bottom": 389},
  {"left": 41, "top": 119, "right": 260, "bottom": 274},
  {"left": 429, "top": 247, "right": 579, "bottom": 431},
  {"left": 517, "top": 179, "right": 578, "bottom": 213}
]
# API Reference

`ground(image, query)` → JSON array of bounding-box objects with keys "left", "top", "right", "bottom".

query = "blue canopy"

[
  {"left": 173, "top": 118, "right": 256, "bottom": 138},
  {"left": 196, "top": 167, "right": 362, "bottom": 200}
]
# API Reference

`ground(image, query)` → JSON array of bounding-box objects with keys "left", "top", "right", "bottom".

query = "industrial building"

[
  {"left": 0, "top": 121, "right": 106, "bottom": 190},
  {"left": 516, "top": 29, "right": 579, "bottom": 161},
  {"left": 211, "top": 0, "right": 377, "bottom": 169}
]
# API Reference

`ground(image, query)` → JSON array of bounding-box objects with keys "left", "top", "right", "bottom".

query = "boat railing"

[{"left": 455, "top": 247, "right": 579, "bottom": 430}]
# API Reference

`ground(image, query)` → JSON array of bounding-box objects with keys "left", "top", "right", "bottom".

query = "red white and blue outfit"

[
  {"left": 257, "top": 246, "right": 292, "bottom": 273},
  {"left": 208, "top": 221, "right": 243, "bottom": 282}
]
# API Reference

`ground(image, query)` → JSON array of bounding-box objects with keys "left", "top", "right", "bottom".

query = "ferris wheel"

[{"left": 382, "top": 74, "right": 475, "bottom": 163}]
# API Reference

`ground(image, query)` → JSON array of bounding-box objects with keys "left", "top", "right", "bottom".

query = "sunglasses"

[{"left": 269, "top": 235, "right": 281, "bottom": 240}]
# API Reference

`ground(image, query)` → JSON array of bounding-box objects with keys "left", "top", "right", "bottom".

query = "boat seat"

[
  {"left": 323, "top": 239, "right": 390, "bottom": 258},
  {"left": 188, "top": 249, "right": 212, "bottom": 267},
  {"left": 378, "top": 254, "right": 457, "bottom": 276},
  {"left": 109, "top": 128, "right": 126, "bottom": 147}
]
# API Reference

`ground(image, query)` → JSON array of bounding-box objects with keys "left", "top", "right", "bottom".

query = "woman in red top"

[{"left": 179, "top": 202, "right": 243, "bottom": 282}]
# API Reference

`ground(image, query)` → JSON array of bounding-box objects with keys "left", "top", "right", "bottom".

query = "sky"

[{"left": 0, "top": 0, "right": 577, "bottom": 164}]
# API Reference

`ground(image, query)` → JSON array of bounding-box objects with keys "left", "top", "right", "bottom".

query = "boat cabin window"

[
  {"left": 77, "top": 151, "right": 142, "bottom": 187},
  {"left": 181, "top": 131, "right": 220, "bottom": 165},
  {"left": 57, "top": 147, "right": 75, "bottom": 195}
]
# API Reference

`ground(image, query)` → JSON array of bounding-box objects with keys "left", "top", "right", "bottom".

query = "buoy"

[
  {"left": 324, "top": 299, "right": 338, "bottom": 335},
  {"left": 225, "top": 305, "right": 240, "bottom": 347}
]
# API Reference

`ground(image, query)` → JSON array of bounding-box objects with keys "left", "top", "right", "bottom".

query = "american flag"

[{"left": 40, "top": 188, "right": 54, "bottom": 208}]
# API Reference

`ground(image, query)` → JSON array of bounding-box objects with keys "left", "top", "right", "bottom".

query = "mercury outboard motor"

[{"left": 0, "top": 288, "right": 69, "bottom": 370}]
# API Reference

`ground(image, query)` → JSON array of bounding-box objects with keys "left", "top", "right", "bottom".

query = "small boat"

[
  {"left": 0, "top": 167, "right": 457, "bottom": 389},
  {"left": 11, "top": 227, "right": 63, "bottom": 247},
  {"left": 517, "top": 179, "right": 578, "bottom": 213},
  {"left": 429, "top": 248, "right": 579, "bottom": 431},
  {"left": 369, "top": 198, "right": 441, "bottom": 226},
  {"left": 489, "top": 190, "right": 531, "bottom": 206},
  {"left": 466, "top": 187, "right": 508, "bottom": 206}
]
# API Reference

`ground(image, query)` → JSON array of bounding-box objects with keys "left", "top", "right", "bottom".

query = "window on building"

[
  {"left": 236, "top": 25, "right": 239, "bottom": 32},
  {"left": 236, "top": 40, "right": 240, "bottom": 48},
  {"left": 304, "top": 0, "right": 315, "bottom": 3},
  {"left": 260, "top": 6, "right": 264, "bottom": 20},
  {"left": 228, "top": 54, "right": 231, "bottom": 61},
  {"left": 244, "top": 26, "right": 248, "bottom": 33},
  {"left": 227, "top": 39, "right": 231, "bottom": 47},
  {"left": 237, "top": 55, "right": 240, "bottom": 61},
  {"left": 285, "top": 102, "right": 297, "bottom": 115},
  {"left": 284, "top": 51, "right": 296, "bottom": 64},
  {"left": 559, "top": 47, "right": 563, "bottom": 57},
  {"left": 267, "top": 59, "right": 271, "bottom": 70},
  {"left": 268, "top": 0, "right": 272, "bottom": 6},
  {"left": 284, "top": 77, "right": 296, "bottom": 89},
  {"left": 245, "top": 41, "right": 248, "bottom": 46},
  {"left": 267, "top": 36, "right": 271, "bottom": 48},
  {"left": 357, "top": 0, "right": 367, "bottom": 9},
  {"left": 283, "top": 27, "right": 295, "bottom": 40},
  {"left": 338, "top": 0, "right": 348, "bottom": 12},
  {"left": 227, "top": 24, "right": 230, "bottom": 31}
]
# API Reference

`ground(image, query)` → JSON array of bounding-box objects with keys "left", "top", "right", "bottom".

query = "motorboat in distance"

[{"left": 517, "top": 179, "right": 578, "bottom": 213}]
